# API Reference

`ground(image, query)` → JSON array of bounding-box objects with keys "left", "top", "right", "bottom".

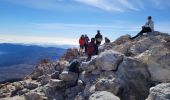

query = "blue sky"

[{"left": 0, "top": 0, "right": 170, "bottom": 45}]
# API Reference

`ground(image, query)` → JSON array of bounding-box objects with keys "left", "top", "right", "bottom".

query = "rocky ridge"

[{"left": 0, "top": 31, "right": 170, "bottom": 100}]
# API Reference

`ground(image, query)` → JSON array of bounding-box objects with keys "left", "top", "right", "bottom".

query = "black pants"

[{"left": 131, "top": 27, "right": 152, "bottom": 39}]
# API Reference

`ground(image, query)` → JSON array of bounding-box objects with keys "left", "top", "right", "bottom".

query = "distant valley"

[{"left": 0, "top": 43, "right": 67, "bottom": 82}]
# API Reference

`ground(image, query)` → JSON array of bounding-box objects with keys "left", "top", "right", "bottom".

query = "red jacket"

[{"left": 79, "top": 38, "right": 85, "bottom": 46}]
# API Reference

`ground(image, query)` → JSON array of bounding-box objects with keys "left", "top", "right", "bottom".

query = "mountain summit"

[{"left": 0, "top": 32, "right": 170, "bottom": 100}]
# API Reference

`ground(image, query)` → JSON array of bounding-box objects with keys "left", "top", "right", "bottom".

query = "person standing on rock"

[
  {"left": 79, "top": 35, "right": 85, "bottom": 56},
  {"left": 86, "top": 38, "right": 98, "bottom": 61},
  {"left": 84, "top": 34, "right": 89, "bottom": 54},
  {"left": 95, "top": 30, "right": 103, "bottom": 46},
  {"left": 131, "top": 16, "right": 154, "bottom": 39}
]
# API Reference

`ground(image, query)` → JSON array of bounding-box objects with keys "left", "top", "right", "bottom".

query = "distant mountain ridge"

[
  {"left": 0, "top": 43, "right": 67, "bottom": 82},
  {"left": 0, "top": 43, "right": 66, "bottom": 67}
]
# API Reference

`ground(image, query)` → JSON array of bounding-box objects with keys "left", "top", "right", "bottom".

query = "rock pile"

[{"left": 0, "top": 32, "right": 170, "bottom": 100}]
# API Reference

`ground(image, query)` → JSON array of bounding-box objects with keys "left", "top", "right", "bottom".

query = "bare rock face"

[
  {"left": 146, "top": 83, "right": 170, "bottom": 100},
  {"left": 116, "top": 57, "right": 151, "bottom": 100},
  {"left": 95, "top": 78, "right": 124, "bottom": 95},
  {"left": 113, "top": 34, "right": 131, "bottom": 45},
  {"left": 89, "top": 91, "right": 120, "bottom": 100},
  {"left": 136, "top": 44, "right": 170, "bottom": 82}
]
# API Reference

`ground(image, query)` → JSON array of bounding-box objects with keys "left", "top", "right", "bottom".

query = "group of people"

[
  {"left": 78, "top": 16, "right": 154, "bottom": 61},
  {"left": 69, "top": 16, "right": 155, "bottom": 74},
  {"left": 79, "top": 30, "right": 104, "bottom": 61}
]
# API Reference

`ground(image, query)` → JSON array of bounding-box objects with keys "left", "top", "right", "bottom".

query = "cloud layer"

[{"left": 4, "top": 0, "right": 170, "bottom": 12}]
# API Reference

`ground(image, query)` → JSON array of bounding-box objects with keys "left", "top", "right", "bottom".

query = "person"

[
  {"left": 105, "top": 37, "right": 110, "bottom": 43},
  {"left": 95, "top": 30, "right": 103, "bottom": 46},
  {"left": 86, "top": 38, "right": 98, "bottom": 61},
  {"left": 131, "top": 16, "right": 154, "bottom": 40},
  {"left": 84, "top": 34, "right": 89, "bottom": 54},
  {"left": 68, "top": 59, "right": 80, "bottom": 73},
  {"left": 79, "top": 35, "right": 85, "bottom": 55}
]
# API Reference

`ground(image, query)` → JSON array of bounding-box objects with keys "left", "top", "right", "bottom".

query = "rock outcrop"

[{"left": 0, "top": 32, "right": 170, "bottom": 100}]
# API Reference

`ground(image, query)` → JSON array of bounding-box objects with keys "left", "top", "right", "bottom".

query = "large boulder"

[
  {"left": 116, "top": 57, "right": 151, "bottom": 100},
  {"left": 113, "top": 34, "right": 131, "bottom": 45},
  {"left": 89, "top": 91, "right": 120, "bottom": 100},
  {"left": 113, "top": 42, "right": 133, "bottom": 56},
  {"left": 129, "top": 36, "right": 162, "bottom": 55},
  {"left": 95, "top": 78, "right": 124, "bottom": 95},
  {"left": 136, "top": 44, "right": 170, "bottom": 82},
  {"left": 95, "top": 50, "right": 124, "bottom": 71},
  {"left": 146, "top": 83, "right": 170, "bottom": 100}
]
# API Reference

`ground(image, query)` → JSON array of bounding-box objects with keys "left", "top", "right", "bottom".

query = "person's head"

[
  {"left": 85, "top": 34, "right": 87, "bottom": 37},
  {"left": 97, "top": 30, "right": 100, "bottom": 34},
  {"left": 148, "top": 16, "right": 152, "bottom": 20},
  {"left": 91, "top": 38, "right": 95, "bottom": 43},
  {"left": 81, "top": 35, "right": 84, "bottom": 38}
]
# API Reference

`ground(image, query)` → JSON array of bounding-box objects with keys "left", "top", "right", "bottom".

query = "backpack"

[
  {"left": 87, "top": 43, "right": 95, "bottom": 55},
  {"left": 68, "top": 59, "right": 79, "bottom": 73}
]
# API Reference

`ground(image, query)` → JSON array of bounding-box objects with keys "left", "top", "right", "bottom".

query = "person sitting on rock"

[
  {"left": 105, "top": 37, "right": 110, "bottom": 43},
  {"left": 95, "top": 30, "right": 103, "bottom": 46},
  {"left": 86, "top": 38, "right": 98, "bottom": 61},
  {"left": 79, "top": 35, "right": 85, "bottom": 55},
  {"left": 131, "top": 16, "right": 154, "bottom": 40}
]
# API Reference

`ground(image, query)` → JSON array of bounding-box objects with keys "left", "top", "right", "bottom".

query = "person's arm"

[{"left": 149, "top": 21, "right": 154, "bottom": 31}]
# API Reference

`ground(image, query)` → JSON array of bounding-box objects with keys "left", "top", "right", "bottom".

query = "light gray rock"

[
  {"left": 146, "top": 83, "right": 170, "bottom": 100},
  {"left": 89, "top": 91, "right": 120, "bottom": 100},
  {"left": 48, "top": 79, "right": 65, "bottom": 88},
  {"left": 95, "top": 78, "right": 124, "bottom": 95},
  {"left": 24, "top": 82, "right": 38, "bottom": 90},
  {"left": 59, "top": 71, "right": 78, "bottom": 82},
  {"left": 38, "top": 75, "right": 51, "bottom": 85},
  {"left": 96, "top": 50, "right": 124, "bottom": 71}
]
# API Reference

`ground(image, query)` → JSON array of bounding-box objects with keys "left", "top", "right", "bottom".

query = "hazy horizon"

[{"left": 0, "top": 0, "right": 170, "bottom": 45}]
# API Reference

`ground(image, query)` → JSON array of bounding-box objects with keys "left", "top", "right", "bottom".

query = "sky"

[{"left": 0, "top": 0, "right": 170, "bottom": 45}]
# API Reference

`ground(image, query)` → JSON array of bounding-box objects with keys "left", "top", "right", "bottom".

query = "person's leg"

[{"left": 131, "top": 27, "right": 151, "bottom": 39}]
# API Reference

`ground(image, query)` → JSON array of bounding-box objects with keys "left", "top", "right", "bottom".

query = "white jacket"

[{"left": 145, "top": 20, "right": 154, "bottom": 31}]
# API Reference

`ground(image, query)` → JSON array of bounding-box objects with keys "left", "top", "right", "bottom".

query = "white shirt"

[{"left": 145, "top": 20, "right": 154, "bottom": 31}]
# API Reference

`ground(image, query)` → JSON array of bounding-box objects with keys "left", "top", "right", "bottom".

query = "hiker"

[
  {"left": 68, "top": 59, "right": 80, "bottom": 73},
  {"left": 79, "top": 35, "right": 85, "bottom": 55},
  {"left": 86, "top": 38, "right": 98, "bottom": 61},
  {"left": 84, "top": 34, "right": 89, "bottom": 54},
  {"left": 95, "top": 30, "right": 103, "bottom": 46},
  {"left": 131, "top": 16, "right": 154, "bottom": 40},
  {"left": 105, "top": 37, "right": 110, "bottom": 43}
]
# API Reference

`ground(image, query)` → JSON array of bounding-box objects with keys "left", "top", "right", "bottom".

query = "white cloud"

[
  {"left": 0, "top": 34, "right": 78, "bottom": 45},
  {"left": 75, "top": 0, "right": 139, "bottom": 12}
]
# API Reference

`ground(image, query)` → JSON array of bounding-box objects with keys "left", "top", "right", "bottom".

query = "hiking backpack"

[{"left": 87, "top": 43, "right": 95, "bottom": 55}]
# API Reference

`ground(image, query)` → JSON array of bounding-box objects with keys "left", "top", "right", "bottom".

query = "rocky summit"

[{"left": 0, "top": 32, "right": 170, "bottom": 100}]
